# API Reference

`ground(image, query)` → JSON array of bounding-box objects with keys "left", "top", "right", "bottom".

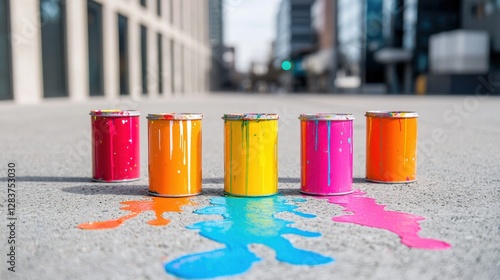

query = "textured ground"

[{"left": 0, "top": 92, "right": 499, "bottom": 280}]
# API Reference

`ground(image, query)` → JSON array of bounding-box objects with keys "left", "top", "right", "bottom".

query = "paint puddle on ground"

[
  {"left": 321, "top": 190, "right": 451, "bottom": 250},
  {"left": 164, "top": 196, "right": 333, "bottom": 279},
  {"left": 77, "top": 197, "right": 197, "bottom": 230}
]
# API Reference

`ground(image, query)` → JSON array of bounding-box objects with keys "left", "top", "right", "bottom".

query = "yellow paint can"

[{"left": 222, "top": 113, "right": 279, "bottom": 197}]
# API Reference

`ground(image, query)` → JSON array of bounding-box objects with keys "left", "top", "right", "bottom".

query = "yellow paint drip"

[{"left": 223, "top": 118, "right": 278, "bottom": 196}]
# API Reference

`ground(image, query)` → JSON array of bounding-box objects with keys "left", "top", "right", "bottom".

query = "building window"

[
  {"left": 141, "top": 25, "right": 148, "bottom": 95},
  {"left": 40, "top": 0, "right": 68, "bottom": 98},
  {"left": 0, "top": 0, "right": 12, "bottom": 100},
  {"left": 157, "top": 0, "right": 161, "bottom": 16},
  {"left": 118, "top": 14, "right": 129, "bottom": 95},
  {"left": 157, "top": 33, "right": 163, "bottom": 94},
  {"left": 140, "top": 0, "right": 146, "bottom": 8},
  {"left": 170, "top": 39, "right": 175, "bottom": 94},
  {"left": 87, "top": 0, "right": 104, "bottom": 96}
]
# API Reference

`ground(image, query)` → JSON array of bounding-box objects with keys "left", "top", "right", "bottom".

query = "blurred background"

[{"left": 0, "top": 0, "right": 499, "bottom": 103}]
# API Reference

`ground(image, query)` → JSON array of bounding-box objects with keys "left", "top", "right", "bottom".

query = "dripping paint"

[
  {"left": 222, "top": 114, "right": 278, "bottom": 196},
  {"left": 299, "top": 114, "right": 354, "bottom": 195},
  {"left": 322, "top": 190, "right": 451, "bottom": 250},
  {"left": 147, "top": 114, "right": 202, "bottom": 197},
  {"left": 164, "top": 196, "right": 333, "bottom": 279},
  {"left": 365, "top": 111, "right": 418, "bottom": 183},
  {"left": 77, "top": 197, "right": 197, "bottom": 230},
  {"left": 90, "top": 110, "right": 140, "bottom": 182}
]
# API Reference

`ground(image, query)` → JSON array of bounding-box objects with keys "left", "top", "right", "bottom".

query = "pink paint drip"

[{"left": 324, "top": 190, "right": 451, "bottom": 250}]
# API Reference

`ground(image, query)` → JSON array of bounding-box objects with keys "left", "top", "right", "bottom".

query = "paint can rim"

[
  {"left": 365, "top": 111, "right": 418, "bottom": 118},
  {"left": 299, "top": 113, "right": 354, "bottom": 121},
  {"left": 148, "top": 191, "right": 202, "bottom": 197},
  {"left": 91, "top": 177, "right": 141, "bottom": 183},
  {"left": 89, "top": 110, "right": 140, "bottom": 117},
  {"left": 146, "top": 113, "right": 203, "bottom": 120},
  {"left": 222, "top": 113, "right": 279, "bottom": 120},
  {"left": 365, "top": 178, "right": 417, "bottom": 184},
  {"left": 300, "top": 189, "right": 354, "bottom": 196},
  {"left": 223, "top": 191, "right": 278, "bottom": 197}
]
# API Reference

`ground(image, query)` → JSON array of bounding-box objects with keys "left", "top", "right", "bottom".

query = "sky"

[{"left": 224, "top": 0, "right": 282, "bottom": 72}]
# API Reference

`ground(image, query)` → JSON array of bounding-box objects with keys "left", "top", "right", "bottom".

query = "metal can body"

[
  {"left": 300, "top": 114, "right": 354, "bottom": 195},
  {"left": 223, "top": 113, "right": 279, "bottom": 197},
  {"left": 90, "top": 110, "right": 140, "bottom": 182},
  {"left": 147, "top": 113, "right": 202, "bottom": 197},
  {"left": 365, "top": 111, "right": 418, "bottom": 183}
]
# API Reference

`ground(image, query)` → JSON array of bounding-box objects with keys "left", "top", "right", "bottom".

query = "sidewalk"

[{"left": 1, "top": 93, "right": 499, "bottom": 279}]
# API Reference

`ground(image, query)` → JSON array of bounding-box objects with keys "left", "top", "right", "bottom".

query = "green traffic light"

[{"left": 281, "top": 60, "right": 292, "bottom": 71}]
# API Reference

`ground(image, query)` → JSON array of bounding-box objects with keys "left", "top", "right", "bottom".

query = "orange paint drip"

[
  {"left": 365, "top": 111, "right": 418, "bottom": 183},
  {"left": 77, "top": 197, "right": 197, "bottom": 230}
]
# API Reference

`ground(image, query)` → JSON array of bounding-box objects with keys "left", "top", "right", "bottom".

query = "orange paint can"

[
  {"left": 366, "top": 111, "right": 418, "bottom": 183},
  {"left": 147, "top": 113, "right": 203, "bottom": 197}
]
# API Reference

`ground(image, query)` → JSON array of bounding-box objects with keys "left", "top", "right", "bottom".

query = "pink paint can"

[
  {"left": 299, "top": 113, "right": 354, "bottom": 195},
  {"left": 90, "top": 110, "right": 140, "bottom": 182}
]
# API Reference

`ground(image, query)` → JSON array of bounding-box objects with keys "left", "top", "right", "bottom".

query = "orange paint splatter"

[{"left": 77, "top": 197, "right": 197, "bottom": 230}]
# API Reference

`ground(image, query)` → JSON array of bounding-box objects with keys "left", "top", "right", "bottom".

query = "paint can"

[
  {"left": 222, "top": 113, "right": 279, "bottom": 197},
  {"left": 365, "top": 111, "right": 418, "bottom": 183},
  {"left": 147, "top": 113, "right": 203, "bottom": 197},
  {"left": 90, "top": 110, "right": 140, "bottom": 182},
  {"left": 299, "top": 113, "right": 354, "bottom": 195}
]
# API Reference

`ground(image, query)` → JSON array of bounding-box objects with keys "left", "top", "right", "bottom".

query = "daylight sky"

[{"left": 224, "top": 0, "right": 282, "bottom": 72}]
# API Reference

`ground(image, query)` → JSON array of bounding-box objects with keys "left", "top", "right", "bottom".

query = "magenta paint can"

[
  {"left": 90, "top": 110, "right": 141, "bottom": 182},
  {"left": 299, "top": 113, "right": 354, "bottom": 195}
]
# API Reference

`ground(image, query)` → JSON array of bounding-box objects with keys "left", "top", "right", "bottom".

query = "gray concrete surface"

[{"left": 0, "top": 93, "right": 499, "bottom": 280}]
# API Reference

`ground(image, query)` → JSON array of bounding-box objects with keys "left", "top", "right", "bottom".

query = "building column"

[
  {"left": 9, "top": 0, "right": 43, "bottom": 104},
  {"left": 66, "top": 0, "right": 89, "bottom": 102},
  {"left": 162, "top": 35, "right": 172, "bottom": 97},
  {"left": 103, "top": 1, "right": 119, "bottom": 100},
  {"left": 147, "top": 27, "right": 159, "bottom": 98},
  {"left": 128, "top": 14, "right": 142, "bottom": 99}
]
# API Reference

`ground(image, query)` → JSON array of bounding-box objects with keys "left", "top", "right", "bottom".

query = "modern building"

[
  {"left": 303, "top": 0, "right": 336, "bottom": 92},
  {"left": 335, "top": 0, "right": 386, "bottom": 93},
  {"left": 274, "top": 0, "right": 316, "bottom": 91},
  {"left": 332, "top": 0, "right": 499, "bottom": 94},
  {"left": 208, "top": 0, "right": 226, "bottom": 91},
  {"left": 0, "top": 0, "right": 211, "bottom": 103},
  {"left": 425, "top": 0, "right": 500, "bottom": 94}
]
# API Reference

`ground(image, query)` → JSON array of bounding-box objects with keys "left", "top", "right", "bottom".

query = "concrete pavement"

[{"left": 0, "top": 93, "right": 499, "bottom": 280}]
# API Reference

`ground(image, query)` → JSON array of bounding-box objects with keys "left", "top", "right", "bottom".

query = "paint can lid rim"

[
  {"left": 89, "top": 110, "right": 140, "bottom": 117},
  {"left": 146, "top": 113, "right": 203, "bottom": 120},
  {"left": 365, "top": 111, "right": 418, "bottom": 118},
  {"left": 299, "top": 113, "right": 354, "bottom": 121},
  {"left": 222, "top": 113, "right": 279, "bottom": 120}
]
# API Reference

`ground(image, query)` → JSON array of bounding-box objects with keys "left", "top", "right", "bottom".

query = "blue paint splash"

[{"left": 164, "top": 196, "right": 333, "bottom": 279}]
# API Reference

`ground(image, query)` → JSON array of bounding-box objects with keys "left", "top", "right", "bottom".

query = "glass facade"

[
  {"left": 87, "top": 0, "right": 104, "bottom": 96},
  {"left": 40, "top": 0, "right": 68, "bottom": 98},
  {"left": 118, "top": 14, "right": 129, "bottom": 96},
  {"left": 157, "top": 33, "right": 163, "bottom": 94},
  {"left": 170, "top": 39, "right": 175, "bottom": 94},
  {"left": 0, "top": 0, "right": 12, "bottom": 100},
  {"left": 412, "top": 0, "right": 461, "bottom": 74},
  {"left": 140, "top": 25, "right": 148, "bottom": 95},
  {"left": 364, "top": 0, "right": 385, "bottom": 84},
  {"left": 337, "top": 0, "right": 362, "bottom": 79}
]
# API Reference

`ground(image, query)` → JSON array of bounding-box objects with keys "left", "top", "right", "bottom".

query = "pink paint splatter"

[{"left": 323, "top": 190, "right": 451, "bottom": 250}]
